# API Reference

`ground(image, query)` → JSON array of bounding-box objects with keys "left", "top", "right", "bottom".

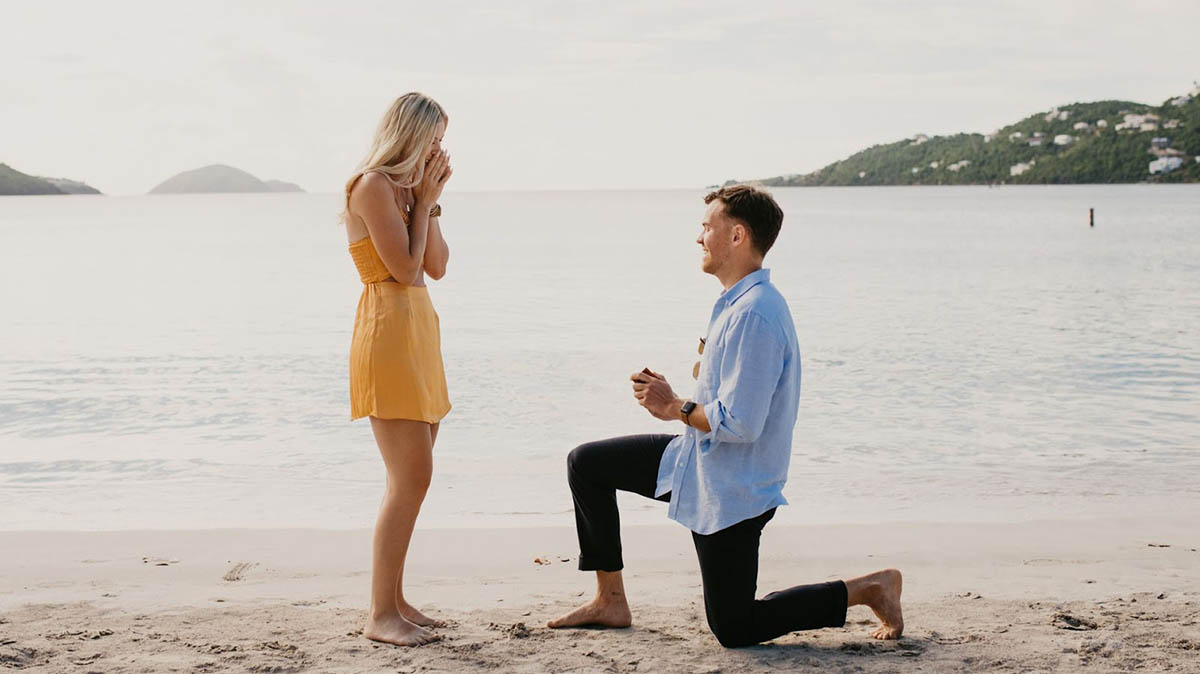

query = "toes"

[{"left": 871, "top": 626, "right": 901, "bottom": 640}]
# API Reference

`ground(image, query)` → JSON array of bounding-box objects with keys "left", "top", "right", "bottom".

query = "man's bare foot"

[
  {"left": 364, "top": 613, "right": 441, "bottom": 647},
  {"left": 546, "top": 596, "right": 632, "bottom": 629},
  {"left": 860, "top": 568, "right": 904, "bottom": 639},
  {"left": 398, "top": 601, "right": 446, "bottom": 628}
]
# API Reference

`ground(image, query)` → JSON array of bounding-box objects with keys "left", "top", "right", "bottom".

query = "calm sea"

[{"left": 1, "top": 186, "right": 1198, "bottom": 530}]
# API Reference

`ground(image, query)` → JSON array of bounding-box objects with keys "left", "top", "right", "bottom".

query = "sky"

[{"left": 3, "top": 0, "right": 1199, "bottom": 195}]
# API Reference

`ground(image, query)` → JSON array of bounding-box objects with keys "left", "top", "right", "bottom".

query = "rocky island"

[{"left": 148, "top": 165, "right": 303, "bottom": 194}]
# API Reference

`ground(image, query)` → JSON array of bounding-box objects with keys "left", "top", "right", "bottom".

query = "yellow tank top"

[{"left": 348, "top": 237, "right": 393, "bottom": 284}]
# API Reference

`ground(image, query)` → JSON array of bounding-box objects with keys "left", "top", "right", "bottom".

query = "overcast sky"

[{"left": 3, "top": 0, "right": 1199, "bottom": 194}]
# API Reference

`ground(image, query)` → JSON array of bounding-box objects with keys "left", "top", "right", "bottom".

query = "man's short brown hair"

[{"left": 704, "top": 184, "right": 784, "bottom": 256}]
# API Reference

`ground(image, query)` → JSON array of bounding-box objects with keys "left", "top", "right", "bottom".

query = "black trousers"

[{"left": 567, "top": 434, "right": 849, "bottom": 648}]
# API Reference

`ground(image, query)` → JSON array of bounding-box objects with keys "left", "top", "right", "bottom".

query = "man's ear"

[{"left": 731, "top": 223, "right": 746, "bottom": 247}]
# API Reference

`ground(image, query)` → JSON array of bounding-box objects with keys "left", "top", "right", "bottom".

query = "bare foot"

[
  {"left": 862, "top": 568, "right": 904, "bottom": 639},
  {"left": 398, "top": 602, "right": 445, "bottom": 628},
  {"left": 546, "top": 596, "right": 632, "bottom": 629},
  {"left": 364, "top": 613, "right": 441, "bottom": 647}
]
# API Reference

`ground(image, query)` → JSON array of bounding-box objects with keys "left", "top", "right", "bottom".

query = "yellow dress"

[{"left": 348, "top": 235, "right": 451, "bottom": 423}]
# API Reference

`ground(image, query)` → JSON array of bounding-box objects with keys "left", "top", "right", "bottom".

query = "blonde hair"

[{"left": 342, "top": 92, "right": 448, "bottom": 221}]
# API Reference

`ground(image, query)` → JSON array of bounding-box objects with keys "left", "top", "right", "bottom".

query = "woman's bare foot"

[
  {"left": 546, "top": 595, "right": 632, "bottom": 629},
  {"left": 398, "top": 601, "right": 446, "bottom": 628},
  {"left": 855, "top": 568, "right": 904, "bottom": 639},
  {"left": 364, "top": 613, "right": 441, "bottom": 647}
]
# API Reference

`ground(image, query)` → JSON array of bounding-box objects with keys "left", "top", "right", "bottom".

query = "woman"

[{"left": 343, "top": 92, "right": 453, "bottom": 647}]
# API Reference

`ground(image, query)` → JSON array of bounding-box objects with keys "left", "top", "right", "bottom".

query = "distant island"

[
  {"left": 727, "top": 83, "right": 1200, "bottom": 186},
  {"left": 149, "top": 164, "right": 304, "bottom": 194},
  {"left": 0, "top": 163, "right": 101, "bottom": 195}
]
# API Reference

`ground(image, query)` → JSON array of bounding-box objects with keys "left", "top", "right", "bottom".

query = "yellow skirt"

[{"left": 350, "top": 283, "right": 451, "bottom": 423}]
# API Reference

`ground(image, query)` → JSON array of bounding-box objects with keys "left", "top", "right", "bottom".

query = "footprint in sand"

[
  {"left": 1052, "top": 612, "right": 1099, "bottom": 631},
  {"left": 223, "top": 562, "right": 258, "bottom": 582}
]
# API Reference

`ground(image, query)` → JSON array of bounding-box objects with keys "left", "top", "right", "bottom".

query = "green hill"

[
  {"left": 0, "top": 163, "right": 64, "bottom": 195},
  {"left": 730, "top": 86, "right": 1200, "bottom": 186},
  {"left": 0, "top": 163, "right": 102, "bottom": 195},
  {"left": 43, "top": 177, "right": 101, "bottom": 195}
]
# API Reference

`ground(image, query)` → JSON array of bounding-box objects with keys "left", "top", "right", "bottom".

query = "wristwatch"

[{"left": 679, "top": 400, "right": 697, "bottom": 426}]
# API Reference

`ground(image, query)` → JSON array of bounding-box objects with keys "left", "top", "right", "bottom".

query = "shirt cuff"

[{"left": 697, "top": 400, "right": 721, "bottom": 451}]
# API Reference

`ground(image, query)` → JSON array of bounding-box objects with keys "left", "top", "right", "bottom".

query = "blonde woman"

[{"left": 343, "top": 92, "right": 453, "bottom": 647}]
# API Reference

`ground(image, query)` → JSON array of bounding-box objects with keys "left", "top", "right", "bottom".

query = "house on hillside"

[
  {"left": 1054, "top": 134, "right": 1074, "bottom": 146},
  {"left": 1170, "top": 95, "right": 1193, "bottom": 107},
  {"left": 1151, "top": 137, "right": 1171, "bottom": 150},
  {"left": 1164, "top": 119, "right": 1181, "bottom": 129},
  {"left": 1028, "top": 137, "right": 1044, "bottom": 147},
  {"left": 1096, "top": 119, "right": 1109, "bottom": 128},
  {"left": 984, "top": 131, "right": 998, "bottom": 143},
  {"left": 1009, "top": 131, "right": 1024, "bottom": 141},
  {"left": 1010, "top": 161, "right": 1034, "bottom": 176},
  {"left": 911, "top": 134, "right": 929, "bottom": 146},
  {"left": 1116, "top": 113, "right": 1160, "bottom": 131},
  {"left": 947, "top": 160, "right": 971, "bottom": 172},
  {"left": 1073, "top": 122, "right": 1092, "bottom": 131},
  {"left": 1149, "top": 157, "right": 1184, "bottom": 174}
]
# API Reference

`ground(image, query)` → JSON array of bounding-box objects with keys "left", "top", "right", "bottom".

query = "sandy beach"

[{"left": 2, "top": 518, "right": 1198, "bottom": 673}]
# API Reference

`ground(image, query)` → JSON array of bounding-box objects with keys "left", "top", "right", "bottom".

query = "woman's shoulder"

[
  {"left": 357, "top": 169, "right": 396, "bottom": 188},
  {"left": 350, "top": 171, "right": 396, "bottom": 202}
]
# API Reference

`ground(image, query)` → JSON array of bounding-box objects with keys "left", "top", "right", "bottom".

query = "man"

[{"left": 547, "top": 185, "right": 904, "bottom": 648}]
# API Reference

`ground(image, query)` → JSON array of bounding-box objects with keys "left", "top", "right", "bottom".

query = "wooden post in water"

[{"left": 1089, "top": 208, "right": 1094, "bottom": 228}]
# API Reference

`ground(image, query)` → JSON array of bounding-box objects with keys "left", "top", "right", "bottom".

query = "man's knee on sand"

[{"left": 707, "top": 615, "right": 758, "bottom": 649}]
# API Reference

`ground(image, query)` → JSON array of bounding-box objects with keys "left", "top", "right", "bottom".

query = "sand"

[{"left": 2, "top": 518, "right": 1198, "bottom": 673}]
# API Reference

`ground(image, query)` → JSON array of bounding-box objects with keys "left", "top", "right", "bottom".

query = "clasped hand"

[
  {"left": 631, "top": 369, "right": 681, "bottom": 421},
  {"left": 414, "top": 150, "right": 452, "bottom": 205}
]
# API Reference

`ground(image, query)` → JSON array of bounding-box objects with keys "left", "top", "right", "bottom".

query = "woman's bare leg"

[
  {"left": 364, "top": 417, "right": 439, "bottom": 646},
  {"left": 393, "top": 422, "right": 444, "bottom": 628}
]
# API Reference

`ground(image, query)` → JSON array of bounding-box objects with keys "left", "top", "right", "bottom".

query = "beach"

[
  {"left": 3, "top": 517, "right": 1198, "bottom": 673},
  {"left": 3, "top": 188, "right": 1199, "bottom": 671}
]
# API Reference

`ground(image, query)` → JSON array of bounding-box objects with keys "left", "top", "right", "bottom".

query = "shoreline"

[{"left": 3, "top": 518, "right": 1198, "bottom": 672}]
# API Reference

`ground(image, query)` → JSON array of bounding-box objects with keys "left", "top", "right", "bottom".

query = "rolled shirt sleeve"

[{"left": 700, "top": 310, "right": 786, "bottom": 448}]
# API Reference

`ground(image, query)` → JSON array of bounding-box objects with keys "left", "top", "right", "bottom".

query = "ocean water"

[{"left": 1, "top": 185, "right": 1198, "bottom": 531}]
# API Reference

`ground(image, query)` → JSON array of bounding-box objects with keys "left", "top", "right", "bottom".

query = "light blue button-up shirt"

[{"left": 655, "top": 268, "right": 801, "bottom": 535}]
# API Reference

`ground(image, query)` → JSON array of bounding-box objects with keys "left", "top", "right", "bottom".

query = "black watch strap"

[{"left": 680, "top": 400, "right": 697, "bottom": 425}]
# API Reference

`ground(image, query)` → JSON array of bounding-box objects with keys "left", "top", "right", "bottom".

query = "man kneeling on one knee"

[{"left": 547, "top": 185, "right": 904, "bottom": 648}]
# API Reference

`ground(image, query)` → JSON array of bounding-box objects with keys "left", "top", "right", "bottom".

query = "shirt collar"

[{"left": 718, "top": 268, "right": 770, "bottom": 306}]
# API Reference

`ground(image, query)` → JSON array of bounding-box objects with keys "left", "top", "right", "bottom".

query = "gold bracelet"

[{"left": 429, "top": 203, "right": 442, "bottom": 218}]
